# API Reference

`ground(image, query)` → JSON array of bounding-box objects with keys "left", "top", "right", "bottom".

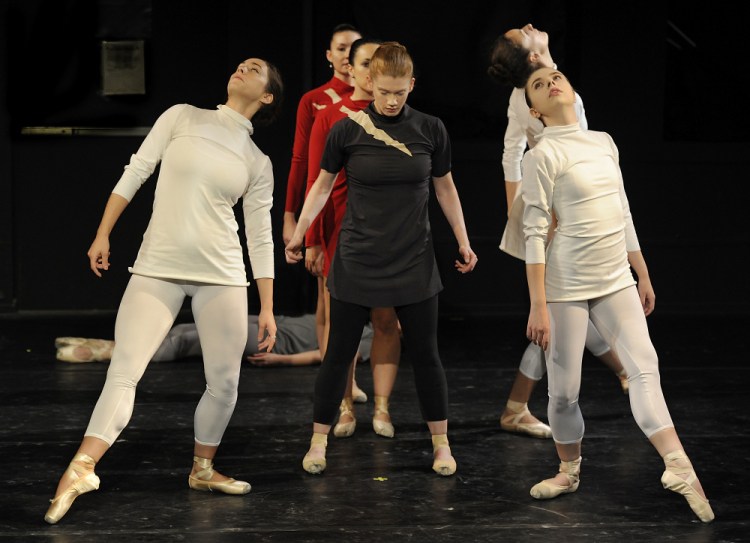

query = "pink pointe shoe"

[
  {"left": 188, "top": 456, "right": 251, "bottom": 495},
  {"left": 500, "top": 401, "right": 552, "bottom": 439},
  {"left": 56, "top": 339, "right": 114, "bottom": 363},
  {"left": 44, "top": 453, "right": 100, "bottom": 524},
  {"left": 372, "top": 395, "right": 395, "bottom": 438},
  {"left": 302, "top": 433, "right": 328, "bottom": 474},
  {"left": 661, "top": 450, "right": 714, "bottom": 523},
  {"left": 333, "top": 398, "right": 356, "bottom": 438},
  {"left": 530, "top": 457, "right": 581, "bottom": 499},
  {"left": 431, "top": 434, "right": 457, "bottom": 476},
  {"left": 352, "top": 381, "right": 368, "bottom": 404}
]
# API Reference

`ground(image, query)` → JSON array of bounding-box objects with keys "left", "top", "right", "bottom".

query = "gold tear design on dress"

[
  {"left": 345, "top": 109, "right": 413, "bottom": 157},
  {"left": 323, "top": 88, "right": 343, "bottom": 104}
]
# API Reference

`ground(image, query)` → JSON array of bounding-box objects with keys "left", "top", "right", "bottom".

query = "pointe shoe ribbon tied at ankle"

[
  {"left": 188, "top": 456, "right": 250, "bottom": 495},
  {"left": 333, "top": 398, "right": 356, "bottom": 438},
  {"left": 431, "top": 434, "right": 457, "bottom": 476},
  {"left": 530, "top": 456, "right": 581, "bottom": 499},
  {"left": 500, "top": 401, "right": 552, "bottom": 439},
  {"left": 302, "top": 433, "right": 328, "bottom": 474},
  {"left": 661, "top": 450, "right": 714, "bottom": 523},
  {"left": 618, "top": 369, "right": 630, "bottom": 395},
  {"left": 44, "top": 453, "right": 100, "bottom": 524},
  {"left": 372, "top": 395, "right": 395, "bottom": 438}
]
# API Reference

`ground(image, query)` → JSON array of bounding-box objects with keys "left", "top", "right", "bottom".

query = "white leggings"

[
  {"left": 546, "top": 286, "right": 674, "bottom": 444},
  {"left": 84, "top": 274, "right": 248, "bottom": 447},
  {"left": 519, "top": 319, "right": 611, "bottom": 381}
]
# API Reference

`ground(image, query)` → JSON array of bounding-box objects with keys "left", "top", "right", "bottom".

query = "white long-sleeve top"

[
  {"left": 502, "top": 85, "right": 587, "bottom": 182},
  {"left": 522, "top": 123, "right": 640, "bottom": 302},
  {"left": 112, "top": 103, "right": 274, "bottom": 286}
]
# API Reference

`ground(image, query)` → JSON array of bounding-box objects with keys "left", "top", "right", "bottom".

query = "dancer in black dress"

[{"left": 286, "top": 42, "right": 477, "bottom": 476}]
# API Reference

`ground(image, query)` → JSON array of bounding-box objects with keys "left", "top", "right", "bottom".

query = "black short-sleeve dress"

[{"left": 320, "top": 103, "right": 451, "bottom": 307}]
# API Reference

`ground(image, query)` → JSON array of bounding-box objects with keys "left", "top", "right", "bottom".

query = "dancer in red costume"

[
  {"left": 283, "top": 23, "right": 361, "bottom": 245},
  {"left": 282, "top": 23, "right": 364, "bottom": 401}
]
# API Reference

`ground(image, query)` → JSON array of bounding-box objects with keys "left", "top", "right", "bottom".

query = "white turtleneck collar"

[
  {"left": 217, "top": 104, "right": 254, "bottom": 135},
  {"left": 534, "top": 122, "right": 581, "bottom": 142}
]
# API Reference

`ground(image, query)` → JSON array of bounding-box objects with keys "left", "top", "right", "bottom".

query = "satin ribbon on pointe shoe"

[
  {"left": 431, "top": 434, "right": 457, "bottom": 476},
  {"left": 618, "top": 369, "right": 630, "bottom": 394},
  {"left": 333, "top": 398, "right": 356, "bottom": 438},
  {"left": 661, "top": 450, "right": 714, "bottom": 523},
  {"left": 500, "top": 401, "right": 552, "bottom": 438},
  {"left": 302, "top": 433, "right": 328, "bottom": 474},
  {"left": 44, "top": 453, "right": 100, "bottom": 524},
  {"left": 188, "top": 456, "right": 251, "bottom": 495},
  {"left": 372, "top": 395, "right": 395, "bottom": 438},
  {"left": 530, "top": 456, "right": 582, "bottom": 499}
]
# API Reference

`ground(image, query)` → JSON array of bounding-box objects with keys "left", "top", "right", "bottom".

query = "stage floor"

[{"left": 1, "top": 313, "right": 746, "bottom": 542}]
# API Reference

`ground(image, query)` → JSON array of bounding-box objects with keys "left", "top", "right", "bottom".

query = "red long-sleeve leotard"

[
  {"left": 285, "top": 76, "right": 354, "bottom": 215},
  {"left": 305, "top": 95, "right": 372, "bottom": 276}
]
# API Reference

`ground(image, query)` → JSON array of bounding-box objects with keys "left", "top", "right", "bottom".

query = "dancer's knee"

[
  {"left": 371, "top": 309, "right": 399, "bottom": 336},
  {"left": 548, "top": 393, "right": 579, "bottom": 416}
]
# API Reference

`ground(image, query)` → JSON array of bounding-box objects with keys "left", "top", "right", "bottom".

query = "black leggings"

[{"left": 314, "top": 294, "right": 448, "bottom": 424}]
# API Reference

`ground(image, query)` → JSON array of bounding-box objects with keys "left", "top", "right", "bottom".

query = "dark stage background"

[{"left": 1, "top": 0, "right": 748, "bottom": 319}]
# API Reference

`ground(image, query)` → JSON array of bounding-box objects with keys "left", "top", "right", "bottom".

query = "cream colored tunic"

[
  {"left": 521, "top": 123, "right": 640, "bottom": 302},
  {"left": 112, "top": 104, "right": 274, "bottom": 286}
]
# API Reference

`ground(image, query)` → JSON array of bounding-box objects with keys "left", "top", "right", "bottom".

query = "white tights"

[
  {"left": 84, "top": 274, "right": 248, "bottom": 446},
  {"left": 546, "top": 286, "right": 673, "bottom": 444},
  {"left": 519, "top": 319, "right": 611, "bottom": 381}
]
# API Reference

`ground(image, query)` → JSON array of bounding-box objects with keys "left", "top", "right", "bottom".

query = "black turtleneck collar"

[{"left": 367, "top": 102, "right": 410, "bottom": 123}]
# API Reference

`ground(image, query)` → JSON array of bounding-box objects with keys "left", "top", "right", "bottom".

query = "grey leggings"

[{"left": 546, "top": 286, "right": 673, "bottom": 444}]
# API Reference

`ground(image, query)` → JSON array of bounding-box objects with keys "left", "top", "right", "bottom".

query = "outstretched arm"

[
  {"left": 255, "top": 278, "right": 277, "bottom": 352},
  {"left": 525, "top": 263, "right": 549, "bottom": 351},
  {"left": 284, "top": 96, "right": 314, "bottom": 244},
  {"left": 90, "top": 104, "right": 184, "bottom": 277},
  {"left": 247, "top": 349, "right": 322, "bottom": 367},
  {"left": 432, "top": 172, "right": 478, "bottom": 273},
  {"left": 88, "top": 193, "right": 129, "bottom": 277},
  {"left": 285, "top": 169, "right": 336, "bottom": 264},
  {"left": 627, "top": 250, "right": 655, "bottom": 316},
  {"left": 502, "top": 94, "right": 527, "bottom": 214}
]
